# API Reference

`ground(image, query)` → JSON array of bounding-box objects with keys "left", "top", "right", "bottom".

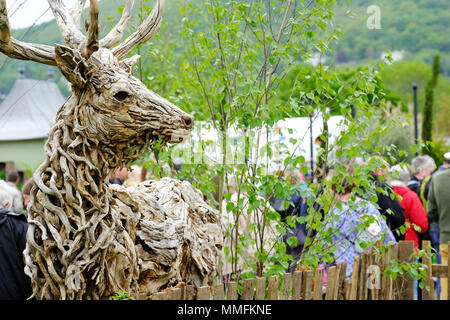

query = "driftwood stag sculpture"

[{"left": 0, "top": 0, "right": 222, "bottom": 299}]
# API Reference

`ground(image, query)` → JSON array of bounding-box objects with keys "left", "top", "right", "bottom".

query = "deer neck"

[
  {"left": 31, "top": 95, "right": 129, "bottom": 217},
  {"left": 27, "top": 94, "right": 144, "bottom": 299}
]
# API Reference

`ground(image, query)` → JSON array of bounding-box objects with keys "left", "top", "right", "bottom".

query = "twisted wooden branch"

[
  {"left": 112, "top": 0, "right": 165, "bottom": 58},
  {"left": 0, "top": 0, "right": 56, "bottom": 65},
  {"left": 81, "top": 0, "right": 99, "bottom": 58},
  {"left": 100, "top": 0, "right": 135, "bottom": 48}
]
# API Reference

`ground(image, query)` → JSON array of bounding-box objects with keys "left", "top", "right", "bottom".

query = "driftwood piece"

[{"left": 111, "top": 178, "right": 223, "bottom": 296}]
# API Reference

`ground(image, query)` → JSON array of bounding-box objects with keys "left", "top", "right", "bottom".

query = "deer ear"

[
  {"left": 119, "top": 55, "right": 140, "bottom": 74},
  {"left": 54, "top": 44, "right": 89, "bottom": 88}
]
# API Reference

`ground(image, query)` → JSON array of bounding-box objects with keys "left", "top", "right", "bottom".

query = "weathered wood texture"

[
  {"left": 241, "top": 279, "right": 255, "bottom": 300},
  {"left": 0, "top": 0, "right": 218, "bottom": 300},
  {"left": 111, "top": 178, "right": 223, "bottom": 296},
  {"left": 421, "top": 240, "right": 434, "bottom": 300},
  {"left": 397, "top": 241, "right": 415, "bottom": 300}
]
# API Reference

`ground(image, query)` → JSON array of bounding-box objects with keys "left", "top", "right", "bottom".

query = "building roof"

[{"left": 0, "top": 68, "right": 66, "bottom": 141}]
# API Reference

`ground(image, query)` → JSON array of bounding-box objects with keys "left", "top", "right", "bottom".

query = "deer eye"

[{"left": 114, "top": 91, "right": 129, "bottom": 101}]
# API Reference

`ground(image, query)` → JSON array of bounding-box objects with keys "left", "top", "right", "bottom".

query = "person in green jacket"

[{"left": 427, "top": 168, "right": 450, "bottom": 300}]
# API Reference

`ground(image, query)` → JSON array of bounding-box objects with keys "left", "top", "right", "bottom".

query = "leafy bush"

[{"left": 422, "top": 138, "right": 450, "bottom": 168}]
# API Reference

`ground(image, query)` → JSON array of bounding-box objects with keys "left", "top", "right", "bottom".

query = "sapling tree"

[
  {"left": 422, "top": 54, "right": 440, "bottom": 156},
  {"left": 135, "top": 0, "right": 430, "bottom": 290}
]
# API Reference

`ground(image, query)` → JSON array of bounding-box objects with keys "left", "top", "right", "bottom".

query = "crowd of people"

[{"left": 275, "top": 152, "right": 450, "bottom": 300}]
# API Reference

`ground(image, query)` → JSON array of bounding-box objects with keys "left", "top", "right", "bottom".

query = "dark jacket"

[
  {"left": 369, "top": 173, "right": 405, "bottom": 240},
  {"left": 407, "top": 175, "right": 421, "bottom": 197},
  {"left": 0, "top": 208, "right": 32, "bottom": 300},
  {"left": 427, "top": 170, "right": 450, "bottom": 243},
  {"left": 272, "top": 189, "right": 303, "bottom": 222},
  {"left": 273, "top": 187, "right": 317, "bottom": 273}
]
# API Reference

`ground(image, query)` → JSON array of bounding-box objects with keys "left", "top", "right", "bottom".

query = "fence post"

[
  {"left": 358, "top": 254, "right": 368, "bottom": 300},
  {"left": 152, "top": 291, "right": 168, "bottom": 300},
  {"left": 422, "top": 240, "right": 435, "bottom": 300},
  {"left": 325, "top": 266, "right": 337, "bottom": 300},
  {"left": 344, "top": 280, "right": 351, "bottom": 300},
  {"left": 213, "top": 283, "right": 224, "bottom": 300},
  {"left": 337, "top": 262, "right": 347, "bottom": 300},
  {"left": 398, "top": 241, "right": 415, "bottom": 300},
  {"left": 448, "top": 241, "right": 450, "bottom": 300},
  {"left": 241, "top": 279, "right": 255, "bottom": 300},
  {"left": 349, "top": 256, "right": 360, "bottom": 300},
  {"left": 168, "top": 287, "right": 182, "bottom": 300},
  {"left": 380, "top": 245, "right": 390, "bottom": 300},
  {"left": 227, "top": 282, "right": 238, "bottom": 300},
  {"left": 390, "top": 243, "right": 399, "bottom": 299},
  {"left": 367, "top": 250, "right": 382, "bottom": 300},
  {"left": 255, "top": 277, "right": 266, "bottom": 300},
  {"left": 281, "top": 273, "right": 291, "bottom": 300},
  {"left": 197, "top": 286, "right": 211, "bottom": 300},
  {"left": 267, "top": 275, "right": 279, "bottom": 300},
  {"left": 291, "top": 271, "right": 302, "bottom": 300},
  {"left": 185, "top": 285, "right": 197, "bottom": 300},
  {"left": 303, "top": 270, "right": 313, "bottom": 300},
  {"left": 313, "top": 268, "right": 324, "bottom": 300}
]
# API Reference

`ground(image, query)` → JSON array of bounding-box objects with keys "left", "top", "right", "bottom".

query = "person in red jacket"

[{"left": 390, "top": 165, "right": 428, "bottom": 249}]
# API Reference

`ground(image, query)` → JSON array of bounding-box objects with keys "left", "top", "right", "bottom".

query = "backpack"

[
  {"left": 418, "top": 176, "right": 433, "bottom": 244},
  {"left": 419, "top": 175, "right": 431, "bottom": 210}
]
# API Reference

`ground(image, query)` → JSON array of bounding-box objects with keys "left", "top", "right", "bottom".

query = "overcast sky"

[{"left": 6, "top": 0, "right": 79, "bottom": 29}]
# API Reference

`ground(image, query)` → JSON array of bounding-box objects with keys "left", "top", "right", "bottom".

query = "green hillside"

[
  {"left": 331, "top": 0, "right": 450, "bottom": 75},
  {"left": 0, "top": 0, "right": 176, "bottom": 98},
  {"left": 0, "top": 0, "right": 448, "bottom": 104}
]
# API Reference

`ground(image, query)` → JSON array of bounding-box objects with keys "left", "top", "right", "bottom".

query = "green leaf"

[{"left": 286, "top": 236, "right": 298, "bottom": 247}]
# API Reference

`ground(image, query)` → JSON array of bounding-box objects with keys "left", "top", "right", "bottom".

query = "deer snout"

[{"left": 182, "top": 115, "right": 193, "bottom": 130}]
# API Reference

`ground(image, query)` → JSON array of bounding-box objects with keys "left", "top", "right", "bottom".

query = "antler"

[
  {"left": 48, "top": 0, "right": 86, "bottom": 49},
  {"left": 112, "top": 0, "right": 164, "bottom": 58},
  {"left": 99, "top": 0, "right": 135, "bottom": 48},
  {"left": 68, "top": 0, "right": 88, "bottom": 28},
  {"left": 49, "top": 0, "right": 99, "bottom": 59},
  {"left": 0, "top": 0, "right": 56, "bottom": 65},
  {"left": 0, "top": 0, "right": 165, "bottom": 67},
  {"left": 81, "top": 0, "right": 99, "bottom": 58}
]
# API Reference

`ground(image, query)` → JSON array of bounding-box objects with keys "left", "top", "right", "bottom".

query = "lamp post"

[
  {"left": 412, "top": 83, "right": 418, "bottom": 156},
  {"left": 308, "top": 98, "right": 314, "bottom": 175},
  {"left": 309, "top": 112, "right": 313, "bottom": 174}
]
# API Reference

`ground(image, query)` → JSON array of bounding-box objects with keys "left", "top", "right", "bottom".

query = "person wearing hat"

[{"left": 434, "top": 151, "right": 450, "bottom": 174}]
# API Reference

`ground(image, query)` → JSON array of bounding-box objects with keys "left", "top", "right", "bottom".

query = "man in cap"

[{"left": 434, "top": 152, "right": 450, "bottom": 174}]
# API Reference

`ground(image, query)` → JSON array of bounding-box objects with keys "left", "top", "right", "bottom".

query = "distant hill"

[
  {"left": 0, "top": 0, "right": 181, "bottom": 99},
  {"left": 331, "top": 0, "right": 449, "bottom": 75},
  {"left": 0, "top": 0, "right": 448, "bottom": 99}
]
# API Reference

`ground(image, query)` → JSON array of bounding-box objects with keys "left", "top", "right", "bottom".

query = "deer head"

[{"left": 0, "top": 0, "right": 192, "bottom": 152}]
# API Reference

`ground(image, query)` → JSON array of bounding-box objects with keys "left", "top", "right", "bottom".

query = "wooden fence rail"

[{"left": 145, "top": 240, "right": 449, "bottom": 301}]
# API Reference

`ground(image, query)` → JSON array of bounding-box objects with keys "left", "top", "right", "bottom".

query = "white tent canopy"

[{"left": 171, "top": 115, "right": 348, "bottom": 171}]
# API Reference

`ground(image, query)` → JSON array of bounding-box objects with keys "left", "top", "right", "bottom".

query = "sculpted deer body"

[{"left": 1, "top": 0, "right": 220, "bottom": 300}]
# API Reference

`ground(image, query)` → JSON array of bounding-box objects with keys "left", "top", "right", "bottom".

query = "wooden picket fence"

[{"left": 144, "top": 240, "right": 449, "bottom": 301}]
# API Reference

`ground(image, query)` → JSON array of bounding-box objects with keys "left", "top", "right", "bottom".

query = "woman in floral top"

[{"left": 324, "top": 179, "right": 397, "bottom": 279}]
